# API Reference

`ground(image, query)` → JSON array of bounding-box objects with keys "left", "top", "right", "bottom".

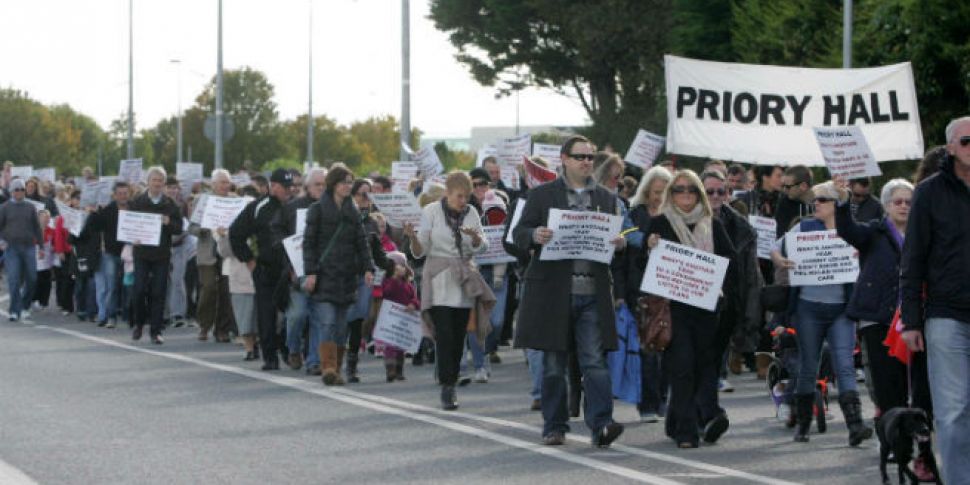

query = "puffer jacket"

[{"left": 303, "top": 191, "right": 375, "bottom": 305}]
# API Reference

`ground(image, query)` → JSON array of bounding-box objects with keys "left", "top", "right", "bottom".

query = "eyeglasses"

[
  {"left": 960, "top": 136, "right": 970, "bottom": 147},
  {"left": 12, "top": 188, "right": 24, "bottom": 192},
  {"left": 813, "top": 197, "right": 835, "bottom": 204},
  {"left": 891, "top": 198, "right": 912, "bottom": 207},
  {"left": 782, "top": 183, "right": 798, "bottom": 190},
  {"left": 473, "top": 180, "right": 489, "bottom": 188},
  {"left": 705, "top": 188, "right": 727, "bottom": 196},
  {"left": 568, "top": 153, "right": 595, "bottom": 161},
  {"left": 671, "top": 185, "right": 700, "bottom": 195}
]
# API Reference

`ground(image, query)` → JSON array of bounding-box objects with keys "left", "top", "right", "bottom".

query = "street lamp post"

[
  {"left": 127, "top": 0, "right": 134, "bottom": 159},
  {"left": 307, "top": 0, "right": 314, "bottom": 165},
  {"left": 399, "top": 0, "right": 411, "bottom": 160},
  {"left": 215, "top": 0, "right": 224, "bottom": 169},
  {"left": 843, "top": 0, "right": 853, "bottom": 68},
  {"left": 170, "top": 59, "right": 183, "bottom": 163}
]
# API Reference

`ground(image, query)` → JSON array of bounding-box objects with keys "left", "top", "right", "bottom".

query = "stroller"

[{"left": 766, "top": 327, "right": 833, "bottom": 433}]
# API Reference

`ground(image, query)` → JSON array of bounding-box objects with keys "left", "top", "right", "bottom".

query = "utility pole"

[
  {"left": 307, "top": 0, "right": 314, "bottom": 164},
  {"left": 171, "top": 59, "right": 183, "bottom": 163},
  {"left": 843, "top": 0, "right": 853, "bottom": 68},
  {"left": 215, "top": 0, "right": 224, "bottom": 169},
  {"left": 399, "top": 0, "right": 411, "bottom": 160},
  {"left": 126, "top": 0, "right": 134, "bottom": 159}
]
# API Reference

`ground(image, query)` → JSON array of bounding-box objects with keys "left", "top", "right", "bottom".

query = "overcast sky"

[{"left": 0, "top": 0, "right": 589, "bottom": 138}]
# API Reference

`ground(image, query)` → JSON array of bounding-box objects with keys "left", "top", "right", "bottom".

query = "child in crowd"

[
  {"left": 120, "top": 244, "right": 135, "bottom": 326},
  {"left": 377, "top": 251, "right": 419, "bottom": 382},
  {"left": 33, "top": 210, "right": 55, "bottom": 310}
]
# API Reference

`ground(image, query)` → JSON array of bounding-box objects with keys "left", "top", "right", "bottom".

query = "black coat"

[
  {"left": 127, "top": 192, "right": 183, "bottom": 262},
  {"left": 85, "top": 201, "right": 125, "bottom": 256},
  {"left": 511, "top": 177, "right": 620, "bottom": 352},
  {"left": 901, "top": 155, "right": 970, "bottom": 329},
  {"left": 229, "top": 195, "right": 286, "bottom": 281},
  {"left": 302, "top": 192, "right": 375, "bottom": 305},
  {"left": 718, "top": 204, "right": 763, "bottom": 352},
  {"left": 835, "top": 201, "right": 900, "bottom": 325}
]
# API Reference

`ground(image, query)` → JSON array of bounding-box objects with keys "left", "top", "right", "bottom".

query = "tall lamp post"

[
  {"left": 170, "top": 59, "right": 183, "bottom": 163},
  {"left": 126, "top": 0, "right": 135, "bottom": 159},
  {"left": 215, "top": 0, "right": 224, "bottom": 169},
  {"left": 399, "top": 0, "right": 411, "bottom": 160},
  {"left": 307, "top": 0, "right": 314, "bottom": 165}
]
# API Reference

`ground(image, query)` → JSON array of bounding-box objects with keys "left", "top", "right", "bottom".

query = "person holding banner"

[
  {"left": 189, "top": 169, "right": 237, "bottom": 343},
  {"left": 635, "top": 169, "right": 736, "bottom": 449},
  {"left": 512, "top": 135, "right": 625, "bottom": 447},
  {"left": 0, "top": 178, "right": 43, "bottom": 321},
  {"left": 405, "top": 171, "right": 494, "bottom": 410},
  {"left": 771, "top": 181, "right": 872, "bottom": 446},
  {"left": 129, "top": 166, "right": 185, "bottom": 345},
  {"left": 302, "top": 166, "right": 376, "bottom": 386},
  {"left": 230, "top": 169, "right": 293, "bottom": 370},
  {"left": 86, "top": 181, "right": 131, "bottom": 327}
]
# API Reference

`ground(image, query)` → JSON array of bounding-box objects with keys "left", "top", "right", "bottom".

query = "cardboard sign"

[
  {"left": 403, "top": 143, "right": 444, "bottom": 177},
  {"left": 476, "top": 144, "right": 498, "bottom": 167},
  {"left": 10, "top": 165, "right": 33, "bottom": 181},
  {"left": 624, "top": 129, "right": 666, "bottom": 169},
  {"left": 116, "top": 210, "right": 162, "bottom": 246},
  {"left": 475, "top": 226, "right": 517, "bottom": 265},
  {"left": 368, "top": 193, "right": 423, "bottom": 229},
  {"left": 199, "top": 196, "right": 250, "bottom": 230},
  {"left": 282, "top": 234, "right": 304, "bottom": 277},
  {"left": 176, "top": 162, "right": 204, "bottom": 182},
  {"left": 531, "top": 143, "right": 562, "bottom": 168},
  {"left": 54, "top": 200, "right": 88, "bottom": 237},
  {"left": 189, "top": 194, "right": 208, "bottom": 225},
  {"left": 539, "top": 209, "right": 622, "bottom": 265},
  {"left": 748, "top": 215, "right": 778, "bottom": 259},
  {"left": 496, "top": 133, "right": 532, "bottom": 166},
  {"left": 231, "top": 172, "right": 251, "bottom": 188},
  {"left": 391, "top": 161, "right": 420, "bottom": 193},
  {"left": 500, "top": 165, "right": 520, "bottom": 191},
  {"left": 80, "top": 180, "right": 111, "bottom": 208},
  {"left": 34, "top": 167, "right": 55, "bottom": 183},
  {"left": 118, "top": 159, "right": 143, "bottom": 184},
  {"left": 372, "top": 300, "right": 423, "bottom": 353},
  {"left": 640, "top": 240, "right": 730, "bottom": 312},
  {"left": 813, "top": 126, "right": 882, "bottom": 179},
  {"left": 785, "top": 229, "right": 860, "bottom": 286}
]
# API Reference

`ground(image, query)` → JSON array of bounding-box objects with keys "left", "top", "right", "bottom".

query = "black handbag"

[{"left": 760, "top": 285, "right": 790, "bottom": 313}]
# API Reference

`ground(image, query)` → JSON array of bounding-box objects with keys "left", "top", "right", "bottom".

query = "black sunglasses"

[
  {"left": 782, "top": 183, "right": 799, "bottom": 190},
  {"left": 960, "top": 136, "right": 970, "bottom": 147},
  {"left": 569, "top": 153, "right": 595, "bottom": 161},
  {"left": 706, "top": 188, "right": 727, "bottom": 196},
  {"left": 813, "top": 197, "right": 835, "bottom": 204},
  {"left": 671, "top": 185, "right": 700, "bottom": 195},
  {"left": 472, "top": 180, "right": 489, "bottom": 188}
]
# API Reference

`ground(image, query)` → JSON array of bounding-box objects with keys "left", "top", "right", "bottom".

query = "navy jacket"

[
  {"left": 835, "top": 201, "right": 900, "bottom": 324},
  {"left": 901, "top": 155, "right": 970, "bottom": 329}
]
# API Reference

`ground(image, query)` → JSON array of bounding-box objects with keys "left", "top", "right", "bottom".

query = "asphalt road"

[{"left": 0, "top": 299, "right": 888, "bottom": 485}]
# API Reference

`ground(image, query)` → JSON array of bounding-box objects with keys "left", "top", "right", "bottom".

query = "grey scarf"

[{"left": 662, "top": 203, "right": 714, "bottom": 253}]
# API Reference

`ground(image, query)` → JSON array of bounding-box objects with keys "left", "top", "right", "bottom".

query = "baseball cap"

[{"left": 270, "top": 168, "right": 294, "bottom": 188}]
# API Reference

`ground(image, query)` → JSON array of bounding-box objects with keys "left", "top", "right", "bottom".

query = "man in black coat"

[
  {"left": 512, "top": 135, "right": 626, "bottom": 448},
  {"left": 129, "top": 167, "right": 184, "bottom": 344},
  {"left": 230, "top": 168, "right": 293, "bottom": 371}
]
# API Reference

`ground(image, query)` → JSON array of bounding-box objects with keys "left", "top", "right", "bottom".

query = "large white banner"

[
  {"left": 664, "top": 55, "right": 924, "bottom": 165},
  {"left": 640, "top": 240, "right": 730, "bottom": 312},
  {"left": 539, "top": 209, "right": 622, "bottom": 265},
  {"left": 785, "top": 230, "right": 860, "bottom": 286}
]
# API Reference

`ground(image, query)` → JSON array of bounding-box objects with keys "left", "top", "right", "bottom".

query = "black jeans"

[
  {"left": 664, "top": 309, "right": 720, "bottom": 444},
  {"left": 133, "top": 258, "right": 170, "bottom": 337},
  {"left": 859, "top": 324, "right": 933, "bottom": 418},
  {"left": 254, "top": 266, "right": 282, "bottom": 363},
  {"left": 34, "top": 269, "right": 52, "bottom": 307},
  {"left": 430, "top": 306, "right": 470, "bottom": 386},
  {"left": 54, "top": 258, "right": 74, "bottom": 312}
]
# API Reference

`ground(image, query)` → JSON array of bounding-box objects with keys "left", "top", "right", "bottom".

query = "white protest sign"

[
  {"left": 496, "top": 133, "right": 532, "bottom": 166},
  {"left": 813, "top": 126, "right": 882, "bottom": 179},
  {"left": 748, "top": 215, "right": 778, "bottom": 260},
  {"left": 368, "top": 193, "right": 423, "bottom": 229},
  {"left": 640, "top": 240, "right": 730, "bottom": 312},
  {"left": 500, "top": 165, "right": 520, "bottom": 191},
  {"left": 10, "top": 165, "right": 33, "bottom": 180},
  {"left": 176, "top": 162, "right": 204, "bottom": 182},
  {"left": 531, "top": 143, "right": 562, "bottom": 168},
  {"left": 504, "top": 199, "right": 526, "bottom": 244},
  {"left": 539, "top": 209, "right": 622, "bottom": 265},
  {"left": 476, "top": 144, "right": 498, "bottom": 167},
  {"left": 391, "top": 161, "right": 420, "bottom": 193},
  {"left": 283, "top": 234, "right": 304, "bottom": 277},
  {"left": 97, "top": 176, "right": 116, "bottom": 206},
  {"left": 624, "top": 129, "right": 666, "bottom": 169},
  {"left": 475, "top": 226, "right": 517, "bottom": 265},
  {"left": 55, "top": 200, "right": 88, "bottom": 237},
  {"left": 26, "top": 199, "right": 46, "bottom": 212},
  {"left": 665, "top": 55, "right": 924, "bottom": 165},
  {"left": 200, "top": 196, "right": 250, "bottom": 230},
  {"left": 189, "top": 193, "right": 208, "bottom": 224},
  {"left": 403, "top": 143, "right": 444, "bottom": 177},
  {"left": 118, "top": 159, "right": 143, "bottom": 184},
  {"left": 295, "top": 208, "right": 307, "bottom": 236},
  {"left": 372, "top": 300, "right": 423, "bottom": 353},
  {"left": 785, "top": 229, "right": 860, "bottom": 286},
  {"left": 231, "top": 172, "right": 251, "bottom": 187},
  {"left": 116, "top": 210, "right": 162, "bottom": 246},
  {"left": 80, "top": 180, "right": 111, "bottom": 208},
  {"left": 34, "top": 168, "right": 55, "bottom": 183}
]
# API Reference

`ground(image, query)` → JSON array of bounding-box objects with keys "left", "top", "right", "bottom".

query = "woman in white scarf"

[{"left": 638, "top": 169, "right": 737, "bottom": 449}]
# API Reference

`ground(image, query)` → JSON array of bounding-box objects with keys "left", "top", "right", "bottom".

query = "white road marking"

[{"left": 0, "top": 458, "right": 39, "bottom": 485}]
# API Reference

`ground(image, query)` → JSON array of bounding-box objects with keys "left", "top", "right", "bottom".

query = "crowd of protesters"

[{"left": 1, "top": 115, "right": 968, "bottom": 483}]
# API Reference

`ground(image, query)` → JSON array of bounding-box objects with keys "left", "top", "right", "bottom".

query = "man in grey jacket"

[{"left": 0, "top": 178, "right": 43, "bottom": 321}]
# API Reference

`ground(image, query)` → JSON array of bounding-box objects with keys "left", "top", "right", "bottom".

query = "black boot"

[
  {"left": 346, "top": 352, "right": 360, "bottom": 383},
  {"left": 838, "top": 391, "right": 873, "bottom": 447},
  {"left": 440, "top": 385, "right": 458, "bottom": 410},
  {"left": 794, "top": 393, "right": 814, "bottom": 442}
]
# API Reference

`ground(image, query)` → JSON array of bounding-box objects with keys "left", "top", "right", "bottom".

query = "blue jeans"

[
  {"left": 309, "top": 300, "right": 350, "bottom": 345},
  {"left": 793, "top": 299, "right": 857, "bottom": 395},
  {"left": 925, "top": 318, "right": 970, "bottom": 485},
  {"left": 526, "top": 349, "right": 543, "bottom": 400},
  {"left": 4, "top": 243, "right": 36, "bottom": 316},
  {"left": 468, "top": 272, "right": 508, "bottom": 370},
  {"left": 540, "top": 294, "right": 614, "bottom": 437},
  {"left": 286, "top": 289, "right": 320, "bottom": 367},
  {"left": 95, "top": 253, "right": 121, "bottom": 322}
]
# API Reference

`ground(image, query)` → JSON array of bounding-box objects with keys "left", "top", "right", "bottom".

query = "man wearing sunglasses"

[
  {"left": 901, "top": 116, "right": 970, "bottom": 484},
  {"left": 513, "top": 135, "right": 626, "bottom": 449},
  {"left": 847, "top": 178, "right": 884, "bottom": 223},
  {"left": 775, "top": 165, "right": 814, "bottom": 238},
  {"left": 0, "top": 178, "right": 43, "bottom": 321}
]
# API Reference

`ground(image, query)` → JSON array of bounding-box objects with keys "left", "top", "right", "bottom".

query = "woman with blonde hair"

[{"left": 633, "top": 169, "right": 737, "bottom": 448}]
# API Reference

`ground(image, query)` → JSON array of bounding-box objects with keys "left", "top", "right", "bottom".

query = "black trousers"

[
  {"left": 54, "top": 259, "right": 74, "bottom": 312},
  {"left": 430, "top": 306, "right": 470, "bottom": 386},
  {"left": 133, "top": 258, "right": 170, "bottom": 337},
  {"left": 664, "top": 309, "right": 720, "bottom": 444},
  {"left": 859, "top": 324, "right": 933, "bottom": 418},
  {"left": 34, "top": 269, "right": 52, "bottom": 307},
  {"left": 254, "top": 266, "right": 282, "bottom": 363}
]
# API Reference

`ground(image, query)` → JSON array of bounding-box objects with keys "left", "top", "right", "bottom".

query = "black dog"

[{"left": 875, "top": 407, "right": 942, "bottom": 484}]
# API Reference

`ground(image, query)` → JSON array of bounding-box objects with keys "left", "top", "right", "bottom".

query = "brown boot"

[
  {"left": 395, "top": 354, "right": 406, "bottom": 381},
  {"left": 385, "top": 363, "right": 397, "bottom": 382},
  {"left": 728, "top": 350, "right": 744, "bottom": 375},
  {"left": 755, "top": 353, "right": 772, "bottom": 380},
  {"left": 333, "top": 347, "right": 346, "bottom": 386},
  {"left": 320, "top": 342, "right": 339, "bottom": 386}
]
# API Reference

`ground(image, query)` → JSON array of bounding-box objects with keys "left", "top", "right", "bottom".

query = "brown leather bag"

[{"left": 637, "top": 295, "right": 672, "bottom": 352}]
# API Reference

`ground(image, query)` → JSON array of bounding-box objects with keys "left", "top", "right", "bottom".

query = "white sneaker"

[
  {"left": 21, "top": 310, "right": 31, "bottom": 320},
  {"left": 32, "top": 302, "right": 43, "bottom": 311},
  {"left": 776, "top": 402, "right": 791, "bottom": 423},
  {"left": 718, "top": 378, "right": 734, "bottom": 393},
  {"left": 474, "top": 367, "right": 489, "bottom": 383},
  {"left": 856, "top": 369, "right": 866, "bottom": 383}
]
